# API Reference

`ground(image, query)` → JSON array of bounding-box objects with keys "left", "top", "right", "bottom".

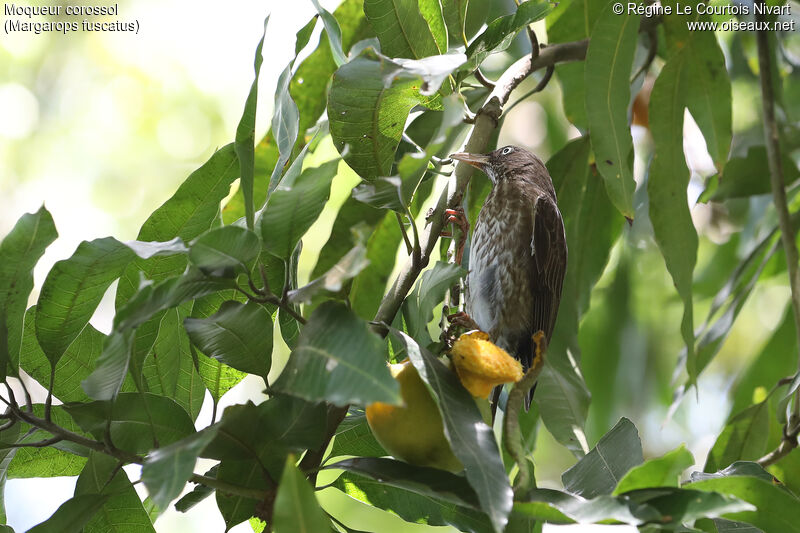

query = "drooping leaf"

[
  {"left": 142, "top": 427, "right": 219, "bottom": 511},
  {"left": 25, "top": 494, "right": 108, "bottom": 533},
  {"left": 35, "top": 238, "right": 134, "bottom": 367},
  {"left": 388, "top": 52, "right": 467, "bottom": 96},
  {"left": 535, "top": 345, "right": 591, "bottom": 456},
  {"left": 562, "top": 418, "right": 643, "bottom": 499},
  {"left": 462, "top": 1, "right": 552, "bottom": 74},
  {"left": 394, "top": 330, "right": 512, "bottom": 533},
  {"left": 613, "top": 445, "right": 694, "bottom": 494},
  {"left": 74, "top": 451, "right": 155, "bottom": 533},
  {"left": 441, "top": 0, "right": 469, "bottom": 46},
  {"left": 268, "top": 63, "right": 301, "bottom": 194},
  {"left": 328, "top": 457, "right": 480, "bottom": 509},
  {"left": 402, "top": 261, "right": 466, "bottom": 346},
  {"left": 0, "top": 206, "right": 57, "bottom": 378},
  {"left": 647, "top": 48, "right": 698, "bottom": 382},
  {"left": 328, "top": 51, "right": 440, "bottom": 181},
  {"left": 235, "top": 16, "right": 268, "bottom": 230},
  {"left": 116, "top": 144, "right": 239, "bottom": 307},
  {"left": 215, "top": 458, "right": 274, "bottom": 530},
  {"left": 188, "top": 226, "right": 260, "bottom": 274},
  {"left": 547, "top": 0, "right": 609, "bottom": 129},
  {"left": 185, "top": 300, "right": 273, "bottom": 378},
  {"left": 584, "top": 4, "right": 639, "bottom": 220},
  {"left": 333, "top": 472, "right": 493, "bottom": 533},
  {"left": 80, "top": 330, "right": 134, "bottom": 401},
  {"left": 19, "top": 307, "right": 117, "bottom": 404},
  {"left": 363, "top": 0, "right": 445, "bottom": 59},
  {"left": 311, "top": 0, "right": 346, "bottom": 66},
  {"left": 174, "top": 465, "right": 218, "bottom": 513},
  {"left": 273, "top": 457, "right": 332, "bottom": 533},
  {"left": 260, "top": 159, "right": 339, "bottom": 259},
  {"left": 272, "top": 302, "right": 400, "bottom": 406},
  {"left": 64, "top": 392, "right": 196, "bottom": 454}
]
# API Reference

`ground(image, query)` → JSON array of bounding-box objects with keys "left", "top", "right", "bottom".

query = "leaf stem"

[{"left": 755, "top": 0, "right": 800, "bottom": 425}]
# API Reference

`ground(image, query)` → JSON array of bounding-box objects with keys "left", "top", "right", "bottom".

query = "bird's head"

[{"left": 450, "top": 145, "right": 547, "bottom": 185}]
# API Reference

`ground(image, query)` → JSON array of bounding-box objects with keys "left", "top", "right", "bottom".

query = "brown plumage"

[{"left": 450, "top": 145, "right": 567, "bottom": 388}]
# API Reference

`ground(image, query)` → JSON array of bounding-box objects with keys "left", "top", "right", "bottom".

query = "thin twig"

[
  {"left": 396, "top": 212, "right": 413, "bottom": 255},
  {"left": 755, "top": 0, "right": 800, "bottom": 425},
  {"left": 474, "top": 69, "right": 496, "bottom": 90},
  {"left": 4, "top": 436, "right": 64, "bottom": 449},
  {"left": 503, "top": 65, "right": 555, "bottom": 115}
]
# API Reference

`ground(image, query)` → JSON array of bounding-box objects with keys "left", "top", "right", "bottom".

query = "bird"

[{"left": 449, "top": 145, "right": 567, "bottom": 406}]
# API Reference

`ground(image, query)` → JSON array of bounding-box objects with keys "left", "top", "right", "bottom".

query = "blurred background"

[{"left": 2, "top": 0, "right": 796, "bottom": 532}]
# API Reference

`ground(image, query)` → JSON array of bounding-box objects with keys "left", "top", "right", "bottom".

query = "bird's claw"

[{"left": 440, "top": 207, "right": 469, "bottom": 265}]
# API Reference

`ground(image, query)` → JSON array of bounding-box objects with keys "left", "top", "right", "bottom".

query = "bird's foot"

[
  {"left": 440, "top": 207, "right": 469, "bottom": 264},
  {"left": 447, "top": 311, "right": 479, "bottom": 333}
]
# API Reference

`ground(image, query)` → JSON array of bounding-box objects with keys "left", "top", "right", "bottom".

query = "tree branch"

[
  {"left": 755, "top": 0, "right": 800, "bottom": 426},
  {"left": 372, "top": 38, "right": 589, "bottom": 330}
]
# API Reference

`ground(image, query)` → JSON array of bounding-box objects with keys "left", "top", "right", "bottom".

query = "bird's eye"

[{"left": 502, "top": 147, "right": 512, "bottom": 155}]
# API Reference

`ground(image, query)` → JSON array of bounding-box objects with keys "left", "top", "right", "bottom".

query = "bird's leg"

[
  {"left": 444, "top": 311, "right": 480, "bottom": 347},
  {"left": 440, "top": 207, "right": 469, "bottom": 265}
]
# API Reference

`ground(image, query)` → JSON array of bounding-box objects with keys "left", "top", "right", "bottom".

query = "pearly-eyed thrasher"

[{"left": 449, "top": 145, "right": 567, "bottom": 405}]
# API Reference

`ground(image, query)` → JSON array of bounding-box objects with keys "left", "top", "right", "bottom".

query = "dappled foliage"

[{"left": 2, "top": 0, "right": 800, "bottom": 532}]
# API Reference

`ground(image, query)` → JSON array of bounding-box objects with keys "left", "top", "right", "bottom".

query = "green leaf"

[
  {"left": 64, "top": 392, "right": 196, "bottom": 454},
  {"left": 388, "top": 52, "right": 467, "bottom": 96},
  {"left": 273, "top": 456, "right": 332, "bottom": 533},
  {"left": 700, "top": 146, "right": 800, "bottom": 202},
  {"left": 188, "top": 226, "right": 260, "bottom": 274},
  {"left": 328, "top": 457, "right": 480, "bottom": 509},
  {"left": 547, "top": 0, "right": 609, "bottom": 129},
  {"left": 535, "top": 347, "right": 591, "bottom": 457},
  {"left": 80, "top": 330, "right": 134, "bottom": 401},
  {"left": 26, "top": 494, "right": 108, "bottom": 533},
  {"left": 215, "top": 458, "right": 274, "bottom": 530},
  {"left": 142, "top": 427, "right": 219, "bottom": 511},
  {"left": 35, "top": 238, "right": 133, "bottom": 367},
  {"left": 268, "top": 63, "right": 301, "bottom": 194},
  {"left": 290, "top": 0, "right": 374, "bottom": 137},
  {"left": 0, "top": 206, "right": 57, "bottom": 378},
  {"left": 328, "top": 410, "right": 387, "bottom": 458},
  {"left": 614, "top": 445, "right": 694, "bottom": 494},
  {"left": 311, "top": 0, "right": 346, "bottom": 66},
  {"left": 462, "top": 1, "right": 552, "bottom": 73},
  {"left": 260, "top": 159, "right": 339, "bottom": 259},
  {"left": 680, "top": 21, "right": 731, "bottom": 172},
  {"left": 686, "top": 475, "right": 800, "bottom": 532},
  {"left": 441, "top": 0, "right": 469, "bottom": 45},
  {"left": 202, "top": 396, "right": 327, "bottom": 461},
  {"left": 647, "top": 48, "right": 698, "bottom": 382},
  {"left": 352, "top": 178, "right": 406, "bottom": 211},
  {"left": 394, "top": 330, "right": 512, "bottom": 533},
  {"left": 401, "top": 261, "right": 466, "bottom": 346},
  {"left": 4, "top": 405, "right": 88, "bottom": 479},
  {"left": 691, "top": 462, "right": 778, "bottom": 484},
  {"left": 185, "top": 300, "right": 273, "bottom": 378},
  {"left": 272, "top": 302, "right": 400, "bottom": 406},
  {"left": 584, "top": 4, "right": 639, "bottom": 219},
  {"left": 115, "top": 271, "right": 234, "bottom": 332},
  {"left": 363, "top": 0, "right": 445, "bottom": 59},
  {"left": 516, "top": 488, "right": 654, "bottom": 525},
  {"left": 704, "top": 402, "right": 770, "bottom": 473},
  {"left": 562, "top": 418, "right": 643, "bottom": 498},
  {"left": 236, "top": 16, "right": 268, "bottom": 229},
  {"left": 141, "top": 307, "right": 206, "bottom": 420},
  {"left": 333, "top": 472, "right": 493, "bottom": 533},
  {"left": 328, "top": 51, "right": 440, "bottom": 181},
  {"left": 116, "top": 143, "right": 239, "bottom": 307},
  {"left": 174, "top": 465, "right": 217, "bottom": 512},
  {"left": 74, "top": 451, "right": 155, "bottom": 533},
  {"left": 19, "top": 307, "right": 114, "bottom": 404},
  {"left": 288, "top": 245, "right": 369, "bottom": 305}
]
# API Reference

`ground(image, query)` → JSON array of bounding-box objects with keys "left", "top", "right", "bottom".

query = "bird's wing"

[{"left": 530, "top": 194, "right": 568, "bottom": 341}]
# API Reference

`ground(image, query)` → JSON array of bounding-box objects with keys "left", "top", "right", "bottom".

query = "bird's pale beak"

[{"left": 450, "top": 152, "right": 489, "bottom": 169}]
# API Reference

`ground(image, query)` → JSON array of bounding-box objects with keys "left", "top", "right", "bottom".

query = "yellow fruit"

[
  {"left": 450, "top": 331, "right": 523, "bottom": 398},
  {"left": 366, "top": 360, "right": 463, "bottom": 473}
]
